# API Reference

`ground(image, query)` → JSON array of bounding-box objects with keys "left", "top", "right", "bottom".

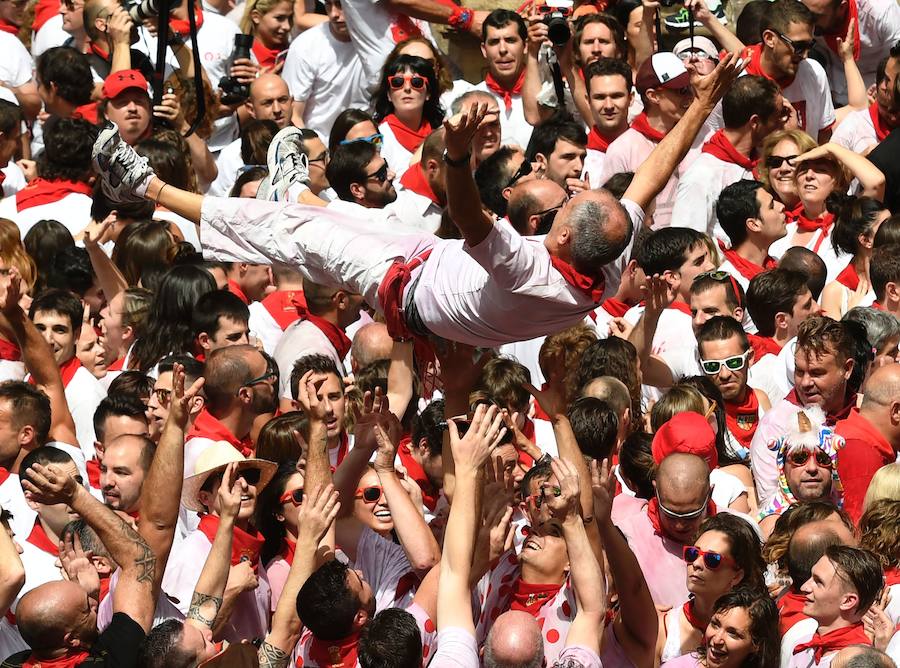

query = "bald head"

[
  {"left": 582, "top": 376, "right": 630, "bottom": 413},
  {"left": 656, "top": 453, "right": 710, "bottom": 493},
  {"left": 204, "top": 344, "right": 260, "bottom": 406},
  {"left": 507, "top": 179, "right": 567, "bottom": 236},
  {"left": 788, "top": 525, "right": 844, "bottom": 590},
  {"left": 351, "top": 323, "right": 392, "bottom": 372},
  {"left": 17, "top": 580, "right": 96, "bottom": 652},
  {"left": 861, "top": 364, "right": 900, "bottom": 408},
  {"left": 249, "top": 74, "right": 291, "bottom": 128},
  {"left": 484, "top": 611, "right": 544, "bottom": 668}
]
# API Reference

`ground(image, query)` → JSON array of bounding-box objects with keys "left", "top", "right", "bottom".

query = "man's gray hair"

[
  {"left": 569, "top": 197, "right": 632, "bottom": 277},
  {"left": 450, "top": 90, "right": 497, "bottom": 115},
  {"left": 843, "top": 306, "right": 900, "bottom": 352}
]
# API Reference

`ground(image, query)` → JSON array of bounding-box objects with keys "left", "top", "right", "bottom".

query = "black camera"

[
  {"left": 218, "top": 33, "right": 254, "bottom": 106},
  {"left": 540, "top": 0, "right": 573, "bottom": 46},
  {"left": 123, "top": 0, "right": 178, "bottom": 22}
]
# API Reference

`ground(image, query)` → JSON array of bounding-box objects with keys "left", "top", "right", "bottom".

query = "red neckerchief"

[
  {"left": 724, "top": 388, "right": 760, "bottom": 449},
  {"left": 550, "top": 256, "right": 605, "bottom": 303},
  {"left": 226, "top": 279, "right": 250, "bottom": 305},
  {"left": 16, "top": 179, "right": 93, "bottom": 213},
  {"left": 187, "top": 409, "right": 253, "bottom": 457},
  {"left": 23, "top": 651, "right": 91, "bottom": 668},
  {"left": 197, "top": 514, "right": 264, "bottom": 567},
  {"left": 778, "top": 589, "right": 809, "bottom": 635},
  {"left": 308, "top": 632, "right": 361, "bottom": 668},
  {"left": 331, "top": 432, "right": 349, "bottom": 470},
  {"left": 668, "top": 300, "right": 692, "bottom": 316},
  {"left": 794, "top": 210, "right": 834, "bottom": 235},
  {"left": 747, "top": 334, "right": 782, "bottom": 360},
  {"left": 394, "top": 570, "right": 420, "bottom": 601},
  {"left": 0, "top": 467, "right": 8, "bottom": 487},
  {"left": 261, "top": 290, "right": 304, "bottom": 331},
  {"left": 793, "top": 623, "right": 870, "bottom": 662},
  {"left": 873, "top": 301, "right": 884, "bottom": 311},
  {"left": 280, "top": 538, "right": 295, "bottom": 566},
  {"left": 383, "top": 113, "right": 432, "bottom": 154},
  {"left": 59, "top": 356, "right": 81, "bottom": 389},
  {"left": 835, "top": 263, "right": 861, "bottom": 291},
  {"left": 291, "top": 295, "right": 352, "bottom": 360},
  {"left": 869, "top": 103, "right": 892, "bottom": 141},
  {"left": 485, "top": 70, "right": 525, "bottom": 113},
  {"left": 683, "top": 599, "right": 707, "bottom": 632},
  {"left": 107, "top": 356, "right": 126, "bottom": 371},
  {"left": 587, "top": 126, "right": 616, "bottom": 152},
  {"left": 785, "top": 389, "right": 857, "bottom": 425},
  {"left": 721, "top": 248, "right": 777, "bottom": 281},
  {"left": 744, "top": 43, "right": 795, "bottom": 88},
  {"left": 0, "top": 338, "right": 20, "bottom": 361},
  {"left": 73, "top": 102, "right": 99, "bottom": 124},
  {"left": 88, "top": 41, "right": 109, "bottom": 60},
  {"left": 701, "top": 130, "right": 756, "bottom": 171},
  {"left": 630, "top": 112, "right": 665, "bottom": 142},
  {"left": 98, "top": 572, "right": 111, "bottom": 602},
  {"left": 33, "top": 0, "right": 59, "bottom": 31},
  {"left": 251, "top": 40, "right": 283, "bottom": 69},
  {"left": 885, "top": 566, "right": 900, "bottom": 586},
  {"left": 509, "top": 578, "right": 562, "bottom": 616},
  {"left": 399, "top": 162, "right": 442, "bottom": 206},
  {"left": 0, "top": 19, "right": 18, "bottom": 35},
  {"left": 27, "top": 520, "right": 59, "bottom": 557},
  {"left": 601, "top": 297, "right": 631, "bottom": 318},
  {"left": 86, "top": 458, "right": 101, "bottom": 489},
  {"left": 169, "top": 5, "right": 203, "bottom": 36},
  {"left": 397, "top": 436, "right": 439, "bottom": 512},
  {"left": 823, "top": 0, "right": 860, "bottom": 60},
  {"left": 647, "top": 497, "right": 717, "bottom": 537}
]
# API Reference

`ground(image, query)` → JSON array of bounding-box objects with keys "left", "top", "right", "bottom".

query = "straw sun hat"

[{"left": 181, "top": 441, "right": 277, "bottom": 513}]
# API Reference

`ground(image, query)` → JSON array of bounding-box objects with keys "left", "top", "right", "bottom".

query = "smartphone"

[{"left": 273, "top": 50, "right": 288, "bottom": 69}]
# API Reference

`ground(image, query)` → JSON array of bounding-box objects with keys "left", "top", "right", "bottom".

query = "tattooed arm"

[{"left": 22, "top": 463, "right": 158, "bottom": 631}]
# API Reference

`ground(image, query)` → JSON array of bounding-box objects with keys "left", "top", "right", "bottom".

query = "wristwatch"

[{"left": 442, "top": 149, "right": 470, "bottom": 168}]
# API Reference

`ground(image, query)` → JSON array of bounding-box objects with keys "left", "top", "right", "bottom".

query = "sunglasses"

[
  {"left": 355, "top": 485, "right": 384, "bottom": 503},
  {"left": 683, "top": 545, "right": 734, "bottom": 570},
  {"left": 694, "top": 270, "right": 744, "bottom": 308},
  {"left": 505, "top": 159, "right": 533, "bottom": 189},
  {"left": 239, "top": 358, "right": 278, "bottom": 392},
  {"left": 700, "top": 350, "right": 751, "bottom": 375},
  {"left": 777, "top": 32, "right": 816, "bottom": 55},
  {"left": 656, "top": 491, "right": 710, "bottom": 520},
  {"left": 534, "top": 199, "right": 567, "bottom": 236},
  {"left": 787, "top": 448, "right": 833, "bottom": 469},
  {"left": 279, "top": 488, "right": 304, "bottom": 506},
  {"left": 526, "top": 485, "right": 562, "bottom": 508},
  {"left": 340, "top": 133, "right": 384, "bottom": 149},
  {"left": 765, "top": 154, "right": 798, "bottom": 169},
  {"left": 367, "top": 161, "right": 390, "bottom": 184},
  {"left": 538, "top": 3, "right": 571, "bottom": 14},
  {"left": 215, "top": 468, "right": 261, "bottom": 487},
  {"left": 153, "top": 387, "right": 172, "bottom": 407},
  {"left": 388, "top": 73, "right": 427, "bottom": 91}
]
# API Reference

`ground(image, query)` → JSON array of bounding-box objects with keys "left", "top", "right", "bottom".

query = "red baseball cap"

[
  {"left": 102, "top": 70, "right": 150, "bottom": 100},
  {"left": 651, "top": 412, "right": 718, "bottom": 470},
  {"left": 635, "top": 52, "right": 692, "bottom": 94}
]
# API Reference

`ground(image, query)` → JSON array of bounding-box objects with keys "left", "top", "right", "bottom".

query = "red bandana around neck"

[
  {"left": 724, "top": 389, "right": 760, "bottom": 449},
  {"left": 86, "top": 458, "right": 101, "bottom": 489},
  {"left": 88, "top": 41, "right": 110, "bottom": 61},
  {"left": 27, "top": 520, "right": 59, "bottom": 556},
  {"left": 197, "top": 514, "right": 264, "bottom": 567},
  {"left": 169, "top": 5, "right": 203, "bottom": 36},
  {"left": 869, "top": 103, "right": 892, "bottom": 142},
  {"left": 291, "top": 295, "right": 352, "bottom": 360},
  {"left": 835, "top": 262, "right": 862, "bottom": 291},
  {"left": 383, "top": 113, "right": 432, "bottom": 154},
  {"left": 721, "top": 248, "right": 777, "bottom": 281},
  {"left": 793, "top": 624, "right": 870, "bottom": 662},
  {"left": 747, "top": 334, "right": 782, "bottom": 360},
  {"left": 794, "top": 210, "right": 835, "bottom": 235},
  {"left": 785, "top": 389, "right": 857, "bottom": 425},
  {"left": 668, "top": 300, "right": 693, "bottom": 316},
  {"left": 0, "top": 19, "right": 18, "bottom": 35},
  {"left": 59, "top": 356, "right": 82, "bottom": 389},
  {"left": 16, "top": 179, "right": 93, "bottom": 213},
  {"left": 823, "top": 0, "right": 860, "bottom": 60},
  {"left": 601, "top": 297, "right": 631, "bottom": 318},
  {"left": 23, "top": 650, "right": 91, "bottom": 668},
  {"left": 399, "top": 162, "right": 442, "bottom": 206},
  {"left": 308, "top": 632, "right": 361, "bottom": 668},
  {"left": 587, "top": 126, "right": 616, "bottom": 152},
  {"left": 187, "top": 409, "right": 253, "bottom": 458},
  {"left": 280, "top": 538, "right": 296, "bottom": 566},
  {"left": 0, "top": 467, "right": 8, "bottom": 487},
  {"left": 884, "top": 566, "right": 900, "bottom": 586},
  {"left": 701, "top": 130, "right": 756, "bottom": 171},
  {"left": 630, "top": 112, "right": 665, "bottom": 142},
  {"left": 0, "top": 338, "right": 21, "bottom": 361},
  {"left": 778, "top": 589, "right": 809, "bottom": 635},
  {"left": 485, "top": 70, "right": 525, "bottom": 112},
  {"left": 33, "top": 0, "right": 61, "bottom": 31},
  {"left": 550, "top": 257, "right": 605, "bottom": 304},
  {"left": 226, "top": 279, "right": 250, "bottom": 305},
  {"left": 647, "top": 497, "right": 717, "bottom": 538},
  {"left": 509, "top": 578, "right": 563, "bottom": 616},
  {"left": 398, "top": 437, "right": 439, "bottom": 511},
  {"left": 744, "top": 43, "right": 795, "bottom": 88},
  {"left": 261, "top": 290, "right": 304, "bottom": 331},
  {"left": 251, "top": 40, "right": 283, "bottom": 69},
  {"left": 682, "top": 599, "right": 707, "bottom": 632}
]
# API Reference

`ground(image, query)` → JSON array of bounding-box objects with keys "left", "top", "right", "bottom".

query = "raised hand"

[
  {"left": 83, "top": 213, "right": 115, "bottom": 248},
  {"left": 59, "top": 529, "right": 100, "bottom": 600},
  {"left": 372, "top": 422, "right": 399, "bottom": 473},
  {"left": 443, "top": 103, "right": 498, "bottom": 161},
  {"left": 589, "top": 458, "right": 616, "bottom": 526},
  {"left": 524, "top": 379, "right": 566, "bottom": 421},
  {"left": 544, "top": 458, "right": 580, "bottom": 522},
  {"left": 353, "top": 387, "right": 402, "bottom": 452},
  {"left": 692, "top": 51, "right": 746, "bottom": 109},
  {"left": 0, "top": 267, "right": 22, "bottom": 315},
  {"left": 836, "top": 18, "right": 857, "bottom": 62},
  {"left": 447, "top": 403, "right": 507, "bottom": 473},
  {"left": 168, "top": 362, "right": 205, "bottom": 431},
  {"left": 216, "top": 463, "right": 243, "bottom": 522},
  {"left": 296, "top": 483, "right": 340, "bottom": 546},
  {"left": 294, "top": 370, "right": 327, "bottom": 423},
  {"left": 22, "top": 462, "right": 80, "bottom": 506},
  {"left": 642, "top": 274, "right": 677, "bottom": 315}
]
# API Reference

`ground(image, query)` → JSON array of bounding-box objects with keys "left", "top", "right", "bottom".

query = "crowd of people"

[{"left": 0, "top": 0, "right": 897, "bottom": 663}]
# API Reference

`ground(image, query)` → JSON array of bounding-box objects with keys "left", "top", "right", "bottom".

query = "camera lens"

[{"left": 546, "top": 16, "right": 571, "bottom": 46}]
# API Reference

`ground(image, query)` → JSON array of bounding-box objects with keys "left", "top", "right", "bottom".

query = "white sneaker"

[
  {"left": 92, "top": 123, "right": 155, "bottom": 203},
  {"left": 257, "top": 126, "right": 311, "bottom": 202}
]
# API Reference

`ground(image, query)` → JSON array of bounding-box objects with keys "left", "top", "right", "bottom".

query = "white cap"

[{"left": 673, "top": 36, "right": 720, "bottom": 61}]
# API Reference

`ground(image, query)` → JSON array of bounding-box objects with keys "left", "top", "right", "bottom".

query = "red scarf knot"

[
  {"left": 197, "top": 514, "right": 265, "bottom": 567},
  {"left": 187, "top": 409, "right": 254, "bottom": 458},
  {"left": 793, "top": 623, "right": 870, "bottom": 662},
  {"left": 683, "top": 599, "right": 707, "bottom": 632},
  {"left": 399, "top": 162, "right": 442, "bottom": 207},
  {"left": 169, "top": 5, "right": 203, "bottom": 37},
  {"left": 747, "top": 334, "right": 782, "bottom": 360},
  {"left": 601, "top": 297, "right": 631, "bottom": 318},
  {"left": 630, "top": 112, "right": 666, "bottom": 142},
  {"left": 701, "top": 130, "right": 756, "bottom": 171},
  {"left": 724, "top": 389, "right": 760, "bottom": 449},
  {"left": 550, "top": 256, "right": 605, "bottom": 304},
  {"left": 291, "top": 295, "right": 352, "bottom": 361},
  {"left": 485, "top": 70, "right": 525, "bottom": 113},
  {"left": 16, "top": 179, "right": 93, "bottom": 213},
  {"left": 835, "top": 262, "right": 862, "bottom": 292},
  {"left": 587, "top": 126, "right": 615, "bottom": 152},
  {"left": 793, "top": 210, "right": 835, "bottom": 235},
  {"left": 0, "top": 19, "right": 18, "bottom": 35},
  {"left": 383, "top": 113, "right": 432, "bottom": 154},
  {"left": 509, "top": 578, "right": 563, "bottom": 616},
  {"left": 251, "top": 40, "right": 284, "bottom": 70},
  {"left": 721, "top": 248, "right": 777, "bottom": 281}
]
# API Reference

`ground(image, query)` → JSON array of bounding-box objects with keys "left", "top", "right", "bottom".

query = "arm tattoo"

[
  {"left": 187, "top": 591, "right": 222, "bottom": 629},
  {"left": 257, "top": 641, "right": 290, "bottom": 668},
  {"left": 117, "top": 516, "right": 156, "bottom": 584}
]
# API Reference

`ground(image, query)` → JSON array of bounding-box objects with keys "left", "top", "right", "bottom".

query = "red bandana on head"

[
  {"left": 308, "top": 632, "right": 361, "bottom": 668},
  {"left": 721, "top": 248, "right": 777, "bottom": 281},
  {"left": 793, "top": 623, "right": 870, "bottom": 663},
  {"left": 383, "top": 114, "right": 432, "bottom": 154},
  {"left": 197, "top": 515, "right": 264, "bottom": 567},
  {"left": 251, "top": 40, "right": 283, "bottom": 70},
  {"left": 398, "top": 436, "right": 439, "bottom": 511},
  {"left": 16, "top": 179, "right": 93, "bottom": 212},
  {"left": 744, "top": 43, "right": 795, "bottom": 88},
  {"left": 399, "top": 162, "right": 442, "bottom": 206},
  {"left": 485, "top": 70, "right": 525, "bottom": 113},
  {"left": 291, "top": 295, "right": 352, "bottom": 360},
  {"left": 551, "top": 257, "right": 605, "bottom": 303},
  {"left": 261, "top": 290, "right": 305, "bottom": 331},
  {"left": 630, "top": 112, "right": 665, "bottom": 142},
  {"left": 587, "top": 126, "right": 616, "bottom": 152},
  {"left": 724, "top": 389, "right": 760, "bottom": 449},
  {"left": 169, "top": 4, "right": 203, "bottom": 37},
  {"left": 701, "top": 130, "right": 756, "bottom": 171},
  {"left": 823, "top": 0, "right": 860, "bottom": 60},
  {"left": 23, "top": 650, "right": 91, "bottom": 668},
  {"left": 509, "top": 578, "right": 563, "bottom": 616}
]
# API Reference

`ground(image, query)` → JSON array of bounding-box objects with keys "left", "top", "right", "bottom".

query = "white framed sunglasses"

[{"left": 699, "top": 350, "right": 751, "bottom": 375}]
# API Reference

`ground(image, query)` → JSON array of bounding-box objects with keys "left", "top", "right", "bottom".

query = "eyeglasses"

[
  {"left": 526, "top": 485, "right": 562, "bottom": 508},
  {"left": 694, "top": 270, "right": 743, "bottom": 308},
  {"left": 787, "top": 448, "right": 833, "bottom": 469},
  {"left": 505, "top": 159, "right": 533, "bottom": 189},
  {"left": 777, "top": 32, "right": 816, "bottom": 55},
  {"left": 534, "top": 199, "right": 567, "bottom": 236},
  {"left": 153, "top": 388, "right": 172, "bottom": 407},
  {"left": 388, "top": 73, "right": 427, "bottom": 91},
  {"left": 239, "top": 358, "right": 278, "bottom": 392},
  {"left": 765, "top": 154, "right": 798, "bottom": 169},
  {"left": 656, "top": 490, "right": 710, "bottom": 520},
  {"left": 700, "top": 350, "right": 751, "bottom": 375},
  {"left": 367, "top": 161, "right": 390, "bottom": 184},
  {"left": 308, "top": 150, "right": 328, "bottom": 165},
  {"left": 677, "top": 51, "right": 715, "bottom": 62},
  {"left": 683, "top": 545, "right": 734, "bottom": 570},
  {"left": 279, "top": 488, "right": 304, "bottom": 506},
  {"left": 340, "top": 133, "right": 383, "bottom": 149},
  {"left": 355, "top": 485, "right": 384, "bottom": 503}
]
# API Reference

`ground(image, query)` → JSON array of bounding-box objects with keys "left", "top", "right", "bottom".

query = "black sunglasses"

[
  {"left": 777, "top": 32, "right": 816, "bottom": 55},
  {"left": 765, "top": 154, "right": 798, "bottom": 169},
  {"left": 534, "top": 200, "right": 566, "bottom": 235},
  {"left": 239, "top": 357, "right": 278, "bottom": 392},
  {"left": 367, "top": 161, "right": 390, "bottom": 184},
  {"left": 506, "top": 159, "right": 533, "bottom": 189}
]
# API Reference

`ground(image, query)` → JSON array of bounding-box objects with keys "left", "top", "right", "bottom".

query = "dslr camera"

[
  {"left": 122, "top": 0, "right": 179, "bottom": 23},
  {"left": 539, "top": 0, "right": 574, "bottom": 46},
  {"left": 218, "top": 34, "right": 254, "bottom": 105}
]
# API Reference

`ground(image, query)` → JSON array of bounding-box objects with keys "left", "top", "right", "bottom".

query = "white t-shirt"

[
  {"left": 208, "top": 136, "right": 244, "bottom": 197},
  {"left": 31, "top": 14, "right": 69, "bottom": 57},
  {"left": 0, "top": 31, "right": 34, "bottom": 90},
  {"left": 64, "top": 365, "right": 107, "bottom": 461},
  {"left": 832, "top": 105, "right": 881, "bottom": 153},
  {"left": 378, "top": 120, "right": 416, "bottom": 181},
  {"left": 389, "top": 184, "right": 442, "bottom": 233},
  {"left": 273, "top": 319, "right": 346, "bottom": 400},
  {"left": 670, "top": 153, "right": 754, "bottom": 240},
  {"left": 0, "top": 192, "right": 94, "bottom": 239},
  {"left": 583, "top": 148, "right": 606, "bottom": 189},
  {"left": 1, "top": 162, "right": 27, "bottom": 199},
  {"left": 769, "top": 221, "right": 845, "bottom": 284},
  {"left": 0, "top": 472, "right": 36, "bottom": 540},
  {"left": 281, "top": 22, "right": 366, "bottom": 144}
]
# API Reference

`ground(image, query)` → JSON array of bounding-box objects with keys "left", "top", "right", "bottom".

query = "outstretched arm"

[{"left": 623, "top": 52, "right": 745, "bottom": 212}]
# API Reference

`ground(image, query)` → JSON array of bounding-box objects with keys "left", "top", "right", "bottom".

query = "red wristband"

[{"left": 448, "top": 6, "right": 474, "bottom": 31}]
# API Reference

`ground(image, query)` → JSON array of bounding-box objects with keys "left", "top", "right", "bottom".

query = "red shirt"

[{"left": 834, "top": 409, "right": 896, "bottom": 523}]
